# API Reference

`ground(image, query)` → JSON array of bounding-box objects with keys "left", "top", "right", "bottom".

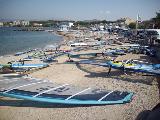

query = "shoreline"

[{"left": 0, "top": 30, "right": 64, "bottom": 57}]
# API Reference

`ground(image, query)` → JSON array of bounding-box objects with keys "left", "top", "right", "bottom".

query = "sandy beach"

[{"left": 0, "top": 32, "right": 160, "bottom": 120}]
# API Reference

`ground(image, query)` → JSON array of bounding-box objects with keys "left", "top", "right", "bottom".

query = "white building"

[
  {"left": 68, "top": 22, "right": 74, "bottom": 28},
  {"left": 33, "top": 23, "right": 43, "bottom": 27},
  {"left": 13, "top": 20, "right": 30, "bottom": 26},
  {"left": 0, "top": 22, "right": 3, "bottom": 26},
  {"left": 58, "top": 25, "right": 69, "bottom": 32},
  {"left": 21, "top": 20, "right": 30, "bottom": 26},
  {"left": 57, "top": 22, "right": 74, "bottom": 32},
  {"left": 99, "top": 25, "right": 105, "bottom": 31},
  {"left": 13, "top": 20, "right": 21, "bottom": 26}
]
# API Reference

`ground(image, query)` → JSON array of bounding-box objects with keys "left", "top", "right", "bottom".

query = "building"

[
  {"left": 68, "top": 22, "right": 74, "bottom": 28},
  {"left": 58, "top": 25, "right": 69, "bottom": 32},
  {"left": 57, "top": 22, "right": 74, "bottom": 32},
  {"left": 123, "top": 17, "right": 136, "bottom": 25},
  {"left": 21, "top": 20, "right": 30, "bottom": 26},
  {"left": 13, "top": 20, "right": 30, "bottom": 26},
  {"left": 0, "top": 22, "right": 3, "bottom": 27},
  {"left": 32, "top": 23, "right": 43, "bottom": 27},
  {"left": 13, "top": 20, "right": 21, "bottom": 26},
  {"left": 99, "top": 25, "right": 105, "bottom": 31}
]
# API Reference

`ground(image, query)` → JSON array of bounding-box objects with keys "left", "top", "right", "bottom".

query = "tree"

[
  {"left": 128, "top": 22, "right": 136, "bottom": 29},
  {"left": 154, "top": 11, "right": 160, "bottom": 20},
  {"left": 101, "top": 20, "right": 107, "bottom": 24},
  {"left": 152, "top": 11, "right": 160, "bottom": 28}
]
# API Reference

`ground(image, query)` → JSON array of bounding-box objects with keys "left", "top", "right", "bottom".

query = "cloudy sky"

[{"left": 0, "top": 0, "right": 160, "bottom": 21}]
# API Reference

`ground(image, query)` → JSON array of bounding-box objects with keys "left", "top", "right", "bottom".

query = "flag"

[{"left": 137, "top": 14, "right": 142, "bottom": 23}]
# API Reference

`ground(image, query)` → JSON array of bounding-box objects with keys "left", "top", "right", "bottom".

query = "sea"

[{"left": 0, "top": 27, "right": 63, "bottom": 56}]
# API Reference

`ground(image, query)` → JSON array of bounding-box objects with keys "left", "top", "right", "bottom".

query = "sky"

[{"left": 0, "top": 0, "right": 160, "bottom": 21}]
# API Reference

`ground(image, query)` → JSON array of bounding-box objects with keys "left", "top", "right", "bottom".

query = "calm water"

[{"left": 0, "top": 27, "right": 62, "bottom": 56}]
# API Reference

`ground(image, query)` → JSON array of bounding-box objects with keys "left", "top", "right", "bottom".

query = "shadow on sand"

[
  {"left": 76, "top": 63, "right": 153, "bottom": 85},
  {"left": 138, "top": 56, "right": 160, "bottom": 99},
  {"left": 156, "top": 76, "right": 160, "bottom": 99},
  {"left": 135, "top": 103, "right": 160, "bottom": 120},
  {"left": 0, "top": 98, "right": 112, "bottom": 108}
]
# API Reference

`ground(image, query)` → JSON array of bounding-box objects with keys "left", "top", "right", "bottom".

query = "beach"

[{"left": 0, "top": 31, "right": 160, "bottom": 120}]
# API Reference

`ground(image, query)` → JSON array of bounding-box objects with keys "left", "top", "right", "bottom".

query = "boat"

[
  {"left": 14, "top": 52, "right": 25, "bottom": 56},
  {"left": 104, "top": 49, "right": 126, "bottom": 56},
  {"left": 69, "top": 52, "right": 118, "bottom": 59},
  {"left": 42, "top": 57, "right": 57, "bottom": 63},
  {"left": 11, "top": 63, "right": 49, "bottom": 69},
  {"left": 69, "top": 53, "right": 97, "bottom": 58},
  {"left": 0, "top": 77, "right": 133, "bottom": 105},
  {"left": 106, "top": 60, "right": 160, "bottom": 75},
  {"left": 0, "top": 64, "right": 11, "bottom": 69},
  {"left": 77, "top": 59, "right": 160, "bottom": 75},
  {"left": 0, "top": 63, "right": 49, "bottom": 70}
]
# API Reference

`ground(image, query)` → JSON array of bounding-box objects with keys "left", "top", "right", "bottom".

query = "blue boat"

[
  {"left": 69, "top": 52, "right": 118, "bottom": 59},
  {"left": 11, "top": 63, "right": 49, "bottom": 69},
  {"left": 0, "top": 77, "right": 133, "bottom": 105},
  {"left": 104, "top": 49, "right": 126, "bottom": 56},
  {"left": 14, "top": 52, "right": 25, "bottom": 56},
  {"left": 42, "top": 57, "right": 57, "bottom": 63},
  {"left": 69, "top": 53, "right": 97, "bottom": 58},
  {"left": 106, "top": 60, "right": 160, "bottom": 75},
  {"left": 0, "top": 63, "right": 49, "bottom": 70},
  {"left": 77, "top": 59, "right": 160, "bottom": 75}
]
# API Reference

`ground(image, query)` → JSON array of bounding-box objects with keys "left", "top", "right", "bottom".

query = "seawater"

[{"left": 0, "top": 27, "right": 62, "bottom": 56}]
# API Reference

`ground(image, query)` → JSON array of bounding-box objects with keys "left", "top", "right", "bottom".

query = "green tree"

[
  {"left": 152, "top": 11, "right": 160, "bottom": 28},
  {"left": 101, "top": 20, "right": 107, "bottom": 24},
  {"left": 128, "top": 22, "right": 136, "bottom": 29}
]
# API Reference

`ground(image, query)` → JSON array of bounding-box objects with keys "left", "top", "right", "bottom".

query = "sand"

[{"left": 0, "top": 33, "right": 160, "bottom": 120}]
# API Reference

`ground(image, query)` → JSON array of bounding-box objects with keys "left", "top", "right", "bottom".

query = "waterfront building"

[
  {"left": 21, "top": 20, "right": 30, "bottom": 26},
  {"left": 68, "top": 22, "right": 74, "bottom": 28},
  {"left": 123, "top": 17, "right": 136, "bottom": 25},
  {"left": 13, "top": 20, "right": 21, "bottom": 26},
  {"left": 58, "top": 25, "right": 69, "bottom": 32},
  {"left": 99, "top": 25, "right": 105, "bottom": 31},
  {"left": 0, "top": 22, "right": 3, "bottom": 26},
  {"left": 32, "top": 23, "right": 43, "bottom": 27},
  {"left": 13, "top": 20, "right": 30, "bottom": 26}
]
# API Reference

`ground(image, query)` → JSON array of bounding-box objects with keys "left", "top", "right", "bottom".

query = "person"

[
  {"left": 19, "top": 59, "right": 24, "bottom": 65},
  {"left": 68, "top": 54, "right": 71, "bottom": 60},
  {"left": 107, "top": 65, "right": 112, "bottom": 75},
  {"left": 136, "top": 103, "right": 160, "bottom": 120}
]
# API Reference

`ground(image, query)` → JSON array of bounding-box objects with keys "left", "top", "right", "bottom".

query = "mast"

[{"left": 135, "top": 14, "right": 139, "bottom": 35}]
